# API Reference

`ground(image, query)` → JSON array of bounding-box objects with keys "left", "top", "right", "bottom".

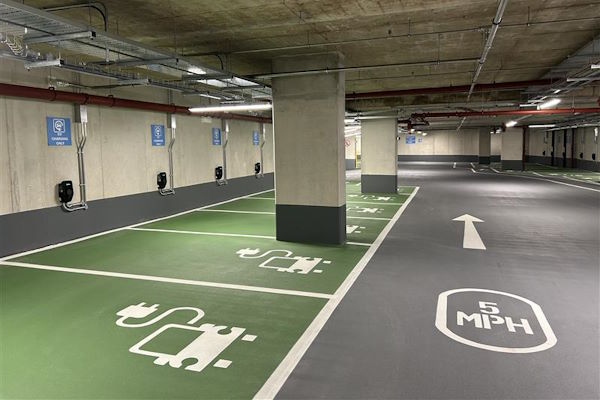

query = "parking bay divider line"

[
  {"left": 254, "top": 186, "right": 420, "bottom": 399},
  {"left": 128, "top": 227, "right": 374, "bottom": 247},
  {"left": 196, "top": 209, "right": 393, "bottom": 221},
  {"left": 241, "top": 197, "right": 405, "bottom": 206},
  {"left": 0, "top": 261, "right": 334, "bottom": 300},
  {"left": 476, "top": 167, "right": 600, "bottom": 193}
]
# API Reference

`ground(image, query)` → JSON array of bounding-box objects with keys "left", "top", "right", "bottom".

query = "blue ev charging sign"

[
  {"left": 212, "top": 128, "right": 222, "bottom": 145},
  {"left": 435, "top": 288, "right": 557, "bottom": 353},
  {"left": 151, "top": 124, "right": 165, "bottom": 146},
  {"left": 46, "top": 117, "right": 72, "bottom": 146}
]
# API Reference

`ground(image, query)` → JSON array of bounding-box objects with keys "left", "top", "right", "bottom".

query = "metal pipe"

[
  {"left": 160, "top": 114, "right": 176, "bottom": 196},
  {"left": 42, "top": 2, "right": 109, "bottom": 61},
  {"left": 63, "top": 104, "right": 89, "bottom": 212},
  {"left": 0, "top": 83, "right": 272, "bottom": 123},
  {"left": 346, "top": 79, "right": 553, "bottom": 100},
  {"left": 257, "top": 122, "right": 265, "bottom": 178},
  {"left": 217, "top": 119, "right": 229, "bottom": 186},
  {"left": 42, "top": 2, "right": 108, "bottom": 32},
  {"left": 412, "top": 107, "right": 600, "bottom": 119},
  {"left": 252, "top": 58, "right": 479, "bottom": 79},
  {"left": 208, "top": 15, "right": 599, "bottom": 56},
  {"left": 468, "top": 0, "right": 509, "bottom": 100}
]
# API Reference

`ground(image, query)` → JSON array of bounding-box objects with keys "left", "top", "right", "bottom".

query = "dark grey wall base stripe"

[
  {"left": 526, "top": 155, "right": 552, "bottom": 165},
  {"left": 345, "top": 159, "right": 357, "bottom": 170},
  {"left": 0, "top": 173, "right": 274, "bottom": 257},
  {"left": 501, "top": 160, "right": 524, "bottom": 171},
  {"left": 361, "top": 174, "right": 397, "bottom": 193},
  {"left": 575, "top": 159, "right": 600, "bottom": 172},
  {"left": 491, "top": 155, "right": 501, "bottom": 162},
  {"left": 478, "top": 156, "right": 490, "bottom": 165},
  {"left": 398, "top": 155, "right": 478, "bottom": 162},
  {"left": 276, "top": 204, "right": 346, "bottom": 245}
]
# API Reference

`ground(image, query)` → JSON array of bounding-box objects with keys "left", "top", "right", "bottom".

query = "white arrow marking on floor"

[{"left": 452, "top": 214, "right": 486, "bottom": 250}]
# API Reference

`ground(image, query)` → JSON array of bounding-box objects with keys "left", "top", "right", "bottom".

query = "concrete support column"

[
  {"left": 478, "top": 128, "right": 491, "bottom": 165},
  {"left": 360, "top": 118, "right": 398, "bottom": 193},
  {"left": 501, "top": 127, "right": 524, "bottom": 170},
  {"left": 272, "top": 53, "right": 346, "bottom": 244}
]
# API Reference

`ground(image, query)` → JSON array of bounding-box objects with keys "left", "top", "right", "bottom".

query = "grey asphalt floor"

[{"left": 277, "top": 162, "right": 600, "bottom": 400}]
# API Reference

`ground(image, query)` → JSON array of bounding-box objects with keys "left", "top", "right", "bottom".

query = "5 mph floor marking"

[{"left": 254, "top": 186, "right": 420, "bottom": 399}]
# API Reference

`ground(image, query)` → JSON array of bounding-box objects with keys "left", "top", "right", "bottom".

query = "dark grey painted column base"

[
  {"left": 502, "top": 160, "right": 524, "bottom": 170},
  {"left": 490, "top": 155, "right": 501, "bottom": 162},
  {"left": 345, "top": 159, "right": 357, "bottom": 170},
  {"left": 361, "top": 174, "right": 397, "bottom": 193},
  {"left": 478, "top": 156, "right": 490, "bottom": 165},
  {"left": 276, "top": 204, "right": 346, "bottom": 245}
]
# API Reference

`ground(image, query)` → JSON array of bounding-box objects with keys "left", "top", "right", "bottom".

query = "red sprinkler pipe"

[
  {"left": 0, "top": 83, "right": 272, "bottom": 123},
  {"left": 412, "top": 108, "right": 600, "bottom": 119},
  {"left": 346, "top": 79, "right": 554, "bottom": 100}
]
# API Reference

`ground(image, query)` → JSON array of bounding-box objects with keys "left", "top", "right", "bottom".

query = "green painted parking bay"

[
  {"left": 208, "top": 195, "right": 410, "bottom": 219},
  {"left": 1, "top": 186, "right": 418, "bottom": 398},
  {"left": 0, "top": 266, "right": 325, "bottom": 399},
  {"left": 13, "top": 229, "right": 367, "bottom": 295},
  {"left": 140, "top": 210, "right": 388, "bottom": 244}
]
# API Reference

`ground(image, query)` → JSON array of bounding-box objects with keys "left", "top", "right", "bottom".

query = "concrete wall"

[
  {"left": 575, "top": 127, "right": 600, "bottom": 171},
  {"left": 0, "top": 57, "right": 276, "bottom": 255},
  {"left": 345, "top": 135, "right": 358, "bottom": 169},
  {"left": 501, "top": 127, "right": 524, "bottom": 170},
  {"left": 527, "top": 127, "right": 600, "bottom": 171},
  {"left": 397, "top": 129, "right": 479, "bottom": 162},
  {"left": 491, "top": 132, "right": 501, "bottom": 161},
  {"left": 0, "top": 58, "right": 274, "bottom": 216}
]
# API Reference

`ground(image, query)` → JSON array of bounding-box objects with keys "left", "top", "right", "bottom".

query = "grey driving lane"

[{"left": 277, "top": 163, "right": 600, "bottom": 400}]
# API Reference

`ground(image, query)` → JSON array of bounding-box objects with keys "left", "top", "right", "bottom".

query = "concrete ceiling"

[{"left": 18, "top": 0, "right": 600, "bottom": 124}]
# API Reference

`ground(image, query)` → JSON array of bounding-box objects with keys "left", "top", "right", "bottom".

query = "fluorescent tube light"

[
  {"left": 537, "top": 98, "right": 561, "bottom": 110},
  {"left": 592, "top": 64, "right": 600, "bottom": 69},
  {"left": 199, "top": 93, "right": 222, "bottom": 100},
  {"left": 187, "top": 66, "right": 206, "bottom": 75},
  {"left": 528, "top": 124, "right": 556, "bottom": 128},
  {"left": 189, "top": 103, "right": 272, "bottom": 113},
  {"left": 505, "top": 120, "right": 517, "bottom": 128}
]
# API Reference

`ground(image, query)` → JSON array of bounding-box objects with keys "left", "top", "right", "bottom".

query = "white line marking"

[
  {"left": 197, "top": 209, "right": 275, "bottom": 215},
  {"left": 129, "top": 227, "right": 276, "bottom": 240},
  {"left": 196, "top": 209, "right": 393, "bottom": 221},
  {"left": 453, "top": 162, "right": 457, "bottom": 169},
  {"left": 470, "top": 162, "right": 476, "bottom": 169},
  {"left": 254, "top": 186, "right": 420, "bottom": 399},
  {"left": 0, "top": 189, "right": 276, "bottom": 262},
  {"left": 452, "top": 214, "right": 486, "bottom": 250},
  {"left": 347, "top": 201, "right": 404, "bottom": 205},
  {"left": 346, "top": 216, "right": 392, "bottom": 221},
  {"left": 0, "top": 261, "right": 333, "bottom": 299},
  {"left": 236, "top": 197, "right": 405, "bottom": 206},
  {"left": 531, "top": 171, "right": 600, "bottom": 187},
  {"left": 346, "top": 242, "right": 372, "bottom": 247},
  {"left": 487, "top": 168, "right": 600, "bottom": 193},
  {"left": 129, "top": 227, "right": 372, "bottom": 247}
]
